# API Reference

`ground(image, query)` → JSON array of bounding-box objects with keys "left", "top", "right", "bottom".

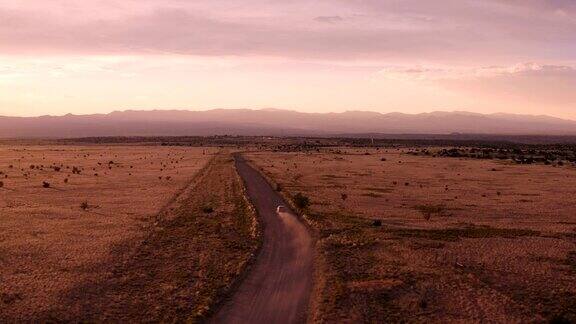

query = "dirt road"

[{"left": 211, "top": 155, "right": 313, "bottom": 324}]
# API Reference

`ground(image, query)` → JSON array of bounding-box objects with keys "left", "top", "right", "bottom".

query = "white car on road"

[{"left": 276, "top": 205, "right": 289, "bottom": 213}]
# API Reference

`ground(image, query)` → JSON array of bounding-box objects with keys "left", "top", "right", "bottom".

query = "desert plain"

[
  {"left": 1, "top": 139, "right": 575, "bottom": 323},
  {"left": 247, "top": 147, "right": 576, "bottom": 323},
  {"left": 0, "top": 145, "right": 259, "bottom": 322}
]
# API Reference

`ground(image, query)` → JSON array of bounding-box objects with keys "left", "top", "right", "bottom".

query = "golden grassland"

[
  {"left": 0, "top": 146, "right": 258, "bottom": 322},
  {"left": 247, "top": 147, "right": 576, "bottom": 323}
]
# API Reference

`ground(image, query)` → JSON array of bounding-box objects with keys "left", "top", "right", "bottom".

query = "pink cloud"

[
  {"left": 0, "top": 0, "right": 574, "bottom": 62},
  {"left": 441, "top": 63, "right": 576, "bottom": 111}
]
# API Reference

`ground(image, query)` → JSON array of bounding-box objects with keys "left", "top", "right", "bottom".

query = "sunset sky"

[{"left": 1, "top": 0, "right": 575, "bottom": 118}]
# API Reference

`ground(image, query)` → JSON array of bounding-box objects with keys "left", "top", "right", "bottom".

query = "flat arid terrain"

[
  {"left": 247, "top": 147, "right": 576, "bottom": 323},
  {"left": 2, "top": 139, "right": 576, "bottom": 323},
  {"left": 0, "top": 145, "right": 259, "bottom": 322}
]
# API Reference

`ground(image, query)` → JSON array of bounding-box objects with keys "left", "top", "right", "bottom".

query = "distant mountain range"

[{"left": 1, "top": 109, "right": 575, "bottom": 138}]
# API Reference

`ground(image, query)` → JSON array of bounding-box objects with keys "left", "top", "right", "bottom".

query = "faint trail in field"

[{"left": 211, "top": 154, "right": 313, "bottom": 324}]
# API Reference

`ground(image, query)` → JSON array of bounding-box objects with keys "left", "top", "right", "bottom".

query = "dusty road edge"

[{"left": 199, "top": 152, "right": 264, "bottom": 322}]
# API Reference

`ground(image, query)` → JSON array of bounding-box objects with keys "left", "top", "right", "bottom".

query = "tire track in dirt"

[{"left": 211, "top": 154, "right": 313, "bottom": 324}]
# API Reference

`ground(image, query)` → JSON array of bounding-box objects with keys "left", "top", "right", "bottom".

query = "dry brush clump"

[
  {"left": 202, "top": 206, "right": 214, "bottom": 214},
  {"left": 415, "top": 204, "right": 445, "bottom": 220},
  {"left": 293, "top": 192, "right": 311, "bottom": 209}
]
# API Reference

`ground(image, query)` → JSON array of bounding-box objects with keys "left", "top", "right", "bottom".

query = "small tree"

[{"left": 293, "top": 193, "right": 310, "bottom": 209}]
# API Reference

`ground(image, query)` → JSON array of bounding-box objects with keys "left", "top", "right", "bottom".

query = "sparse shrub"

[
  {"left": 293, "top": 192, "right": 311, "bottom": 209},
  {"left": 549, "top": 314, "right": 572, "bottom": 324},
  {"left": 42, "top": 181, "right": 50, "bottom": 188},
  {"left": 80, "top": 201, "right": 89, "bottom": 211},
  {"left": 419, "top": 298, "right": 428, "bottom": 310},
  {"left": 372, "top": 219, "right": 382, "bottom": 227},
  {"left": 380, "top": 158, "right": 387, "bottom": 161},
  {"left": 0, "top": 181, "right": 3, "bottom": 188},
  {"left": 415, "top": 204, "right": 445, "bottom": 221},
  {"left": 64, "top": 178, "right": 69, "bottom": 184},
  {"left": 202, "top": 206, "right": 214, "bottom": 214},
  {"left": 275, "top": 183, "right": 282, "bottom": 192}
]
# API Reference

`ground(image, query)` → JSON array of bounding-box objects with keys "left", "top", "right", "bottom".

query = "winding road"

[{"left": 211, "top": 155, "right": 313, "bottom": 324}]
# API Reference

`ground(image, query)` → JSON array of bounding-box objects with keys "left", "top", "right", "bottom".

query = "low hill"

[{"left": 1, "top": 109, "right": 575, "bottom": 138}]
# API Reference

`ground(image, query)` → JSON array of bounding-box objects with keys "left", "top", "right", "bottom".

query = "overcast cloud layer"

[
  {"left": 1, "top": 0, "right": 575, "bottom": 118},
  {"left": 2, "top": 0, "right": 576, "bottom": 61}
]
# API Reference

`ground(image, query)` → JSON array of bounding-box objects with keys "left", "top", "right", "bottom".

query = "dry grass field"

[
  {"left": 0, "top": 145, "right": 258, "bottom": 321},
  {"left": 247, "top": 148, "right": 576, "bottom": 323}
]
